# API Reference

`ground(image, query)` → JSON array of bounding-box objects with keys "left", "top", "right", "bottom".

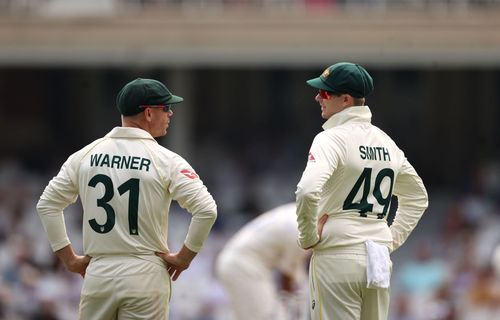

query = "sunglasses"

[
  {"left": 139, "top": 105, "right": 172, "bottom": 112},
  {"left": 318, "top": 89, "right": 333, "bottom": 100}
]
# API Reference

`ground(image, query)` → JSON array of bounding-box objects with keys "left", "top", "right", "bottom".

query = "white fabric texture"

[
  {"left": 37, "top": 127, "right": 217, "bottom": 254},
  {"left": 365, "top": 240, "right": 391, "bottom": 289},
  {"left": 295, "top": 106, "right": 428, "bottom": 251}
]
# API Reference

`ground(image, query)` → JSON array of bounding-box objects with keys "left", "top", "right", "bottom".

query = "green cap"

[
  {"left": 116, "top": 78, "right": 184, "bottom": 116},
  {"left": 306, "top": 62, "right": 374, "bottom": 98}
]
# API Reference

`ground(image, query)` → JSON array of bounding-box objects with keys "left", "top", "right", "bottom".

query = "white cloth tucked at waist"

[{"left": 365, "top": 240, "right": 391, "bottom": 289}]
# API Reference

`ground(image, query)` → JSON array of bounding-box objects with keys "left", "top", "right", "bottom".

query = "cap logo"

[{"left": 321, "top": 68, "right": 330, "bottom": 79}]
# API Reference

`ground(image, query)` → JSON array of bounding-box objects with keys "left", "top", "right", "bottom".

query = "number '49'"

[{"left": 343, "top": 167, "right": 395, "bottom": 219}]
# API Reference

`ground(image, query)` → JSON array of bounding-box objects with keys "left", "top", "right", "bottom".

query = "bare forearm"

[
  {"left": 155, "top": 245, "right": 198, "bottom": 281},
  {"left": 178, "top": 244, "right": 197, "bottom": 266},
  {"left": 55, "top": 244, "right": 77, "bottom": 265},
  {"left": 55, "top": 245, "right": 91, "bottom": 277}
]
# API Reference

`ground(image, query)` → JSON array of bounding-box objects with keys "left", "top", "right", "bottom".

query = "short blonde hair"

[{"left": 353, "top": 97, "right": 365, "bottom": 106}]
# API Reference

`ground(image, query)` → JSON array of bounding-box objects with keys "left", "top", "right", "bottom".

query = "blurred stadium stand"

[
  {"left": 0, "top": 1, "right": 500, "bottom": 319},
  {"left": 1, "top": 0, "right": 500, "bottom": 66}
]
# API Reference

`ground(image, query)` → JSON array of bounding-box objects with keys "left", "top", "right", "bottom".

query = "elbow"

[
  {"left": 295, "top": 185, "right": 319, "bottom": 203},
  {"left": 423, "top": 198, "right": 429, "bottom": 211},
  {"left": 197, "top": 208, "right": 217, "bottom": 225},
  {"left": 402, "top": 187, "right": 429, "bottom": 213},
  {"left": 420, "top": 189, "right": 429, "bottom": 211},
  {"left": 201, "top": 203, "right": 217, "bottom": 224},
  {"left": 420, "top": 181, "right": 429, "bottom": 208},
  {"left": 209, "top": 209, "right": 218, "bottom": 223},
  {"left": 36, "top": 198, "right": 48, "bottom": 216},
  {"left": 208, "top": 200, "right": 218, "bottom": 222}
]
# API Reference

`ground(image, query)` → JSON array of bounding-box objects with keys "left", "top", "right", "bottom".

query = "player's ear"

[
  {"left": 341, "top": 94, "right": 351, "bottom": 106},
  {"left": 143, "top": 107, "right": 153, "bottom": 122}
]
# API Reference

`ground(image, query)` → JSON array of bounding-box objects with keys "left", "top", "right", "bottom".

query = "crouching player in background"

[{"left": 216, "top": 203, "right": 309, "bottom": 320}]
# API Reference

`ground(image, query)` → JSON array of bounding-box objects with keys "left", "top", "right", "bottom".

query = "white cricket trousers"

[
  {"left": 215, "top": 250, "right": 287, "bottom": 320},
  {"left": 308, "top": 246, "right": 390, "bottom": 320},
  {"left": 79, "top": 255, "right": 171, "bottom": 320}
]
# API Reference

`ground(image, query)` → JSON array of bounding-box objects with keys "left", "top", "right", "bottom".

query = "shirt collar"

[
  {"left": 105, "top": 127, "right": 157, "bottom": 141},
  {"left": 322, "top": 105, "right": 372, "bottom": 130}
]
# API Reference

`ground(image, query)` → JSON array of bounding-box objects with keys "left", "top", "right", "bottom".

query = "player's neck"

[{"left": 122, "top": 117, "right": 151, "bottom": 134}]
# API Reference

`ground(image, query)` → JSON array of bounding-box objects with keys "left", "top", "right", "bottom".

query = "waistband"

[
  {"left": 90, "top": 254, "right": 166, "bottom": 267},
  {"left": 313, "top": 243, "right": 367, "bottom": 255},
  {"left": 88, "top": 254, "right": 167, "bottom": 273}
]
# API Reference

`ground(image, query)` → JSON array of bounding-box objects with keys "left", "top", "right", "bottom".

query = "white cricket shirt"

[
  {"left": 221, "top": 202, "right": 308, "bottom": 280},
  {"left": 296, "top": 106, "right": 428, "bottom": 252},
  {"left": 37, "top": 127, "right": 217, "bottom": 256}
]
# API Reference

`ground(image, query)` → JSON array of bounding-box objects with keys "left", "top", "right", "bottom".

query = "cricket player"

[
  {"left": 216, "top": 202, "right": 309, "bottom": 320},
  {"left": 296, "top": 62, "right": 428, "bottom": 320},
  {"left": 36, "top": 78, "right": 217, "bottom": 319}
]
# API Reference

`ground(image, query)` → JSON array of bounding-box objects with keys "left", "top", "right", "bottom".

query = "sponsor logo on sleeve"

[
  {"left": 180, "top": 169, "right": 199, "bottom": 179},
  {"left": 308, "top": 152, "right": 316, "bottom": 162}
]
